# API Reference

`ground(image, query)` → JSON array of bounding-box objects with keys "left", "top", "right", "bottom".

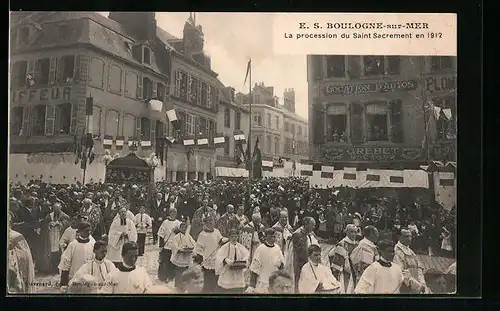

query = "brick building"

[
  {"left": 307, "top": 55, "right": 456, "bottom": 168},
  {"left": 9, "top": 12, "right": 229, "bottom": 183}
]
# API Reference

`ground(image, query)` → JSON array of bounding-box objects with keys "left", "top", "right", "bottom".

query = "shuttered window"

[{"left": 350, "top": 102, "right": 364, "bottom": 144}]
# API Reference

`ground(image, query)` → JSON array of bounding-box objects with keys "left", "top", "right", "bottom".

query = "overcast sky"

[{"left": 101, "top": 12, "right": 309, "bottom": 119}]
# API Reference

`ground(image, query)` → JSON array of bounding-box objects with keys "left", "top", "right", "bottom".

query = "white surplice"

[
  {"left": 354, "top": 261, "right": 404, "bottom": 294},
  {"left": 134, "top": 212, "right": 152, "bottom": 234},
  {"left": 215, "top": 242, "right": 250, "bottom": 289},
  {"left": 195, "top": 229, "right": 223, "bottom": 270},
  {"left": 249, "top": 243, "right": 285, "bottom": 292},
  {"left": 170, "top": 232, "right": 196, "bottom": 267},
  {"left": 58, "top": 237, "right": 96, "bottom": 279},
  {"left": 101, "top": 264, "right": 153, "bottom": 294},
  {"left": 157, "top": 219, "right": 181, "bottom": 249},
  {"left": 298, "top": 260, "right": 341, "bottom": 294},
  {"left": 107, "top": 218, "right": 138, "bottom": 262},
  {"left": 72, "top": 257, "right": 117, "bottom": 284}
]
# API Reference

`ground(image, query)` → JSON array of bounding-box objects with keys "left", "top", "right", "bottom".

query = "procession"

[
  {"left": 8, "top": 177, "right": 456, "bottom": 294},
  {"left": 9, "top": 12, "right": 457, "bottom": 295}
]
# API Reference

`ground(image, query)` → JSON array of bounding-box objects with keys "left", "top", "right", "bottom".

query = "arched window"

[
  {"left": 55, "top": 103, "right": 72, "bottom": 135},
  {"left": 105, "top": 109, "right": 120, "bottom": 137},
  {"left": 89, "top": 57, "right": 105, "bottom": 88},
  {"left": 123, "top": 113, "right": 135, "bottom": 139}
]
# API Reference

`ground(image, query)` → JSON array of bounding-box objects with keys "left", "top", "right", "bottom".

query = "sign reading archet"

[
  {"left": 321, "top": 146, "right": 424, "bottom": 162},
  {"left": 323, "top": 80, "right": 418, "bottom": 96}
]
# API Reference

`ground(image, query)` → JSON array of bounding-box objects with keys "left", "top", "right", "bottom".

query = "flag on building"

[
  {"left": 244, "top": 59, "right": 251, "bottom": 86},
  {"left": 251, "top": 136, "right": 262, "bottom": 179},
  {"left": 84, "top": 96, "right": 95, "bottom": 165},
  {"left": 166, "top": 109, "right": 180, "bottom": 131}
]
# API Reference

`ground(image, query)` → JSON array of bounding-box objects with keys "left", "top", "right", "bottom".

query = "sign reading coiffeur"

[{"left": 324, "top": 80, "right": 417, "bottom": 96}]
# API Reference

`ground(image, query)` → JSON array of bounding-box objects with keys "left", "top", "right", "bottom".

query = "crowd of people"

[{"left": 8, "top": 177, "right": 456, "bottom": 294}]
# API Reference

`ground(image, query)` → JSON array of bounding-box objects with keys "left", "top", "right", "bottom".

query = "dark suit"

[
  {"left": 16, "top": 206, "right": 42, "bottom": 269},
  {"left": 150, "top": 199, "right": 171, "bottom": 244},
  {"left": 291, "top": 227, "right": 312, "bottom": 289}
]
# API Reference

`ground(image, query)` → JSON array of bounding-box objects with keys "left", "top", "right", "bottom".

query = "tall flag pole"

[
  {"left": 82, "top": 96, "right": 95, "bottom": 184},
  {"left": 244, "top": 58, "right": 253, "bottom": 205}
]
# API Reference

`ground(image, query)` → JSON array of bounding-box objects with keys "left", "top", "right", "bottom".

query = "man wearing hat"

[
  {"left": 394, "top": 228, "right": 426, "bottom": 294},
  {"left": 329, "top": 224, "right": 359, "bottom": 293},
  {"left": 247, "top": 228, "right": 285, "bottom": 293},
  {"left": 59, "top": 221, "right": 96, "bottom": 288}
]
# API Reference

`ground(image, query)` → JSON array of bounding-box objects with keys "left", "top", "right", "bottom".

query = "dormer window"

[
  {"left": 143, "top": 46, "right": 151, "bottom": 65},
  {"left": 17, "top": 26, "right": 30, "bottom": 46}
]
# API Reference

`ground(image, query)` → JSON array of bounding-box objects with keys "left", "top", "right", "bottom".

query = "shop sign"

[
  {"left": 323, "top": 80, "right": 417, "bottom": 96},
  {"left": 12, "top": 86, "right": 72, "bottom": 103},
  {"left": 424, "top": 75, "right": 456, "bottom": 94},
  {"left": 321, "top": 146, "right": 424, "bottom": 162}
]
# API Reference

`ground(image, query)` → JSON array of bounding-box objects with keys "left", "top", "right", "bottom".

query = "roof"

[
  {"left": 107, "top": 153, "right": 150, "bottom": 169},
  {"left": 156, "top": 27, "right": 178, "bottom": 50}
]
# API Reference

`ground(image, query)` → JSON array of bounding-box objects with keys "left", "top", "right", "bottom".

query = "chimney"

[{"left": 109, "top": 12, "right": 156, "bottom": 41}]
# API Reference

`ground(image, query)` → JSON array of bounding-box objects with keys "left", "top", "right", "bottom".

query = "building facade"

[
  {"left": 9, "top": 12, "right": 228, "bottom": 184},
  {"left": 215, "top": 87, "right": 250, "bottom": 169},
  {"left": 237, "top": 83, "right": 309, "bottom": 168},
  {"left": 307, "top": 55, "right": 456, "bottom": 168}
]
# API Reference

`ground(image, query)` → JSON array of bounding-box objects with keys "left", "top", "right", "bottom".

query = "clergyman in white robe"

[
  {"left": 107, "top": 214, "right": 138, "bottom": 264},
  {"left": 298, "top": 260, "right": 341, "bottom": 294}
]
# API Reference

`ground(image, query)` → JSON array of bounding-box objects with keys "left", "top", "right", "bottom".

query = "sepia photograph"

[{"left": 8, "top": 11, "right": 457, "bottom": 295}]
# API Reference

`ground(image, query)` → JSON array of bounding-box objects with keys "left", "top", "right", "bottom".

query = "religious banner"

[{"left": 321, "top": 146, "right": 424, "bottom": 162}]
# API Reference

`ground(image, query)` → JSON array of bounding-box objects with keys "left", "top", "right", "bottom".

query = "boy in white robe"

[
  {"left": 247, "top": 228, "right": 285, "bottom": 293},
  {"left": 354, "top": 240, "right": 404, "bottom": 294},
  {"left": 59, "top": 217, "right": 79, "bottom": 252},
  {"left": 134, "top": 206, "right": 152, "bottom": 256},
  {"left": 72, "top": 240, "right": 117, "bottom": 287},
  {"left": 299, "top": 244, "right": 341, "bottom": 294},
  {"left": 215, "top": 229, "right": 250, "bottom": 293},
  {"left": 107, "top": 208, "right": 138, "bottom": 266},
  {"left": 194, "top": 214, "right": 226, "bottom": 293},
  {"left": 101, "top": 241, "right": 153, "bottom": 294},
  {"left": 170, "top": 221, "right": 196, "bottom": 289},
  {"left": 157, "top": 208, "right": 181, "bottom": 282},
  {"left": 58, "top": 221, "right": 95, "bottom": 288}
]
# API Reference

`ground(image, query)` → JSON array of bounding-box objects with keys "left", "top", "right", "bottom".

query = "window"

[
  {"left": 12, "top": 61, "right": 27, "bottom": 88},
  {"left": 186, "top": 114, "right": 195, "bottom": 135},
  {"left": 253, "top": 115, "right": 262, "bottom": 126},
  {"left": 125, "top": 71, "right": 138, "bottom": 98},
  {"left": 105, "top": 109, "right": 120, "bottom": 137},
  {"left": 254, "top": 94, "right": 261, "bottom": 105},
  {"left": 93, "top": 106, "right": 102, "bottom": 136},
  {"left": 31, "top": 105, "right": 46, "bottom": 135},
  {"left": 157, "top": 83, "right": 166, "bottom": 101},
  {"left": 326, "top": 55, "right": 345, "bottom": 78},
  {"left": 267, "top": 135, "right": 272, "bottom": 153},
  {"left": 224, "top": 136, "right": 230, "bottom": 155},
  {"left": 174, "top": 71, "right": 188, "bottom": 101},
  {"left": 155, "top": 122, "right": 164, "bottom": 143},
  {"left": 59, "top": 55, "right": 75, "bottom": 83},
  {"left": 143, "top": 46, "right": 151, "bottom": 64},
  {"left": 284, "top": 122, "right": 289, "bottom": 132},
  {"left": 435, "top": 97, "right": 456, "bottom": 140},
  {"left": 275, "top": 116, "right": 279, "bottom": 130},
  {"left": 275, "top": 138, "right": 280, "bottom": 155},
  {"left": 209, "top": 86, "right": 217, "bottom": 109},
  {"left": 108, "top": 64, "right": 123, "bottom": 94},
  {"left": 431, "top": 56, "right": 453, "bottom": 71},
  {"left": 189, "top": 76, "right": 200, "bottom": 105},
  {"left": 290, "top": 123, "right": 295, "bottom": 135},
  {"left": 123, "top": 113, "right": 135, "bottom": 138},
  {"left": 55, "top": 103, "right": 71, "bottom": 134},
  {"left": 176, "top": 171, "right": 185, "bottom": 181},
  {"left": 267, "top": 113, "right": 271, "bottom": 128},
  {"left": 387, "top": 56, "right": 401, "bottom": 75},
  {"left": 327, "top": 104, "right": 348, "bottom": 143},
  {"left": 140, "top": 117, "right": 151, "bottom": 140},
  {"left": 142, "top": 77, "right": 153, "bottom": 99},
  {"left": 89, "top": 57, "right": 105, "bottom": 88},
  {"left": 364, "top": 56, "right": 385, "bottom": 76},
  {"left": 200, "top": 82, "right": 208, "bottom": 107},
  {"left": 224, "top": 107, "right": 231, "bottom": 128},
  {"left": 10, "top": 107, "right": 23, "bottom": 136},
  {"left": 34, "top": 58, "right": 50, "bottom": 85},
  {"left": 298, "top": 126, "right": 302, "bottom": 136},
  {"left": 199, "top": 117, "right": 207, "bottom": 135},
  {"left": 366, "top": 102, "right": 389, "bottom": 141},
  {"left": 235, "top": 111, "right": 241, "bottom": 130},
  {"left": 17, "top": 27, "right": 30, "bottom": 45},
  {"left": 208, "top": 120, "right": 215, "bottom": 144}
]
